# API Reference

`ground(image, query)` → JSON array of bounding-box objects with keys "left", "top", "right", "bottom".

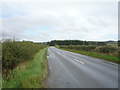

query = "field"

[
  {"left": 57, "top": 44, "right": 119, "bottom": 64},
  {"left": 2, "top": 39, "right": 48, "bottom": 88}
]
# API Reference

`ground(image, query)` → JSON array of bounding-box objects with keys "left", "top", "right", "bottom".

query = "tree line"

[
  {"left": 47, "top": 40, "right": 117, "bottom": 46},
  {"left": 118, "top": 40, "right": 120, "bottom": 47}
]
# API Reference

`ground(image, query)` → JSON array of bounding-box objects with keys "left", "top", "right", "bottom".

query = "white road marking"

[
  {"left": 47, "top": 56, "right": 49, "bottom": 58},
  {"left": 58, "top": 52, "right": 61, "bottom": 55},
  {"left": 47, "top": 55, "right": 53, "bottom": 58},
  {"left": 57, "top": 51, "right": 66, "bottom": 56},
  {"left": 75, "top": 59, "right": 84, "bottom": 64}
]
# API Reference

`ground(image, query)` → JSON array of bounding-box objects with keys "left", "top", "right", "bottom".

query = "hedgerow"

[
  {"left": 96, "top": 45, "right": 117, "bottom": 53},
  {"left": 2, "top": 39, "right": 47, "bottom": 70},
  {"left": 59, "top": 45, "right": 118, "bottom": 54},
  {"left": 59, "top": 45, "right": 96, "bottom": 51}
]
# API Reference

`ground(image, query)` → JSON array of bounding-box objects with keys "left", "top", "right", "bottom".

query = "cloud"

[
  {"left": 1, "top": 2, "right": 118, "bottom": 42},
  {"left": 1, "top": 0, "right": 118, "bottom": 3}
]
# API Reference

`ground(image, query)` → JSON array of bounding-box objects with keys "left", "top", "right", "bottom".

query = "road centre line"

[
  {"left": 74, "top": 59, "right": 84, "bottom": 64},
  {"left": 47, "top": 55, "right": 53, "bottom": 58},
  {"left": 47, "top": 56, "right": 49, "bottom": 58}
]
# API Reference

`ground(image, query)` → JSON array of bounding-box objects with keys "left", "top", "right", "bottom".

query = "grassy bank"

[
  {"left": 58, "top": 48, "right": 119, "bottom": 64},
  {"left": 2, "top": 47, "right": 48, "bottom": 88},
  {"left": 0, "top": 75, "right": 1, "bottom": 90}
]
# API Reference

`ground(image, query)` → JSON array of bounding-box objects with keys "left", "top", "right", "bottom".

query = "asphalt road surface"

[{"left": 46, "top": 47, "right": 119, "bottom": 88}]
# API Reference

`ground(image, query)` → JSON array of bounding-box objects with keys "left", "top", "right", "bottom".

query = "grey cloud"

[{"left": 1, "top": 2, "right": 118, "bottom": 42}]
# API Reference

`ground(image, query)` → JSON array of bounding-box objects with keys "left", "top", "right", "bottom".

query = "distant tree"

[
  {"left": 47, "top": 40, "right": 107, "bottom": 46},
  {"left": 97, "top": 42, "right": 106, "bottom": 46},
  {"left": 118, "top": 40, "right": 120, "bottom": 47}
]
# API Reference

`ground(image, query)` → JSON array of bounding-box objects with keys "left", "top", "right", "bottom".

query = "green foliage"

[
  {"left": 3, "top": 48, "right": 48, "bottom": 88},
  {"left": 96, "top": 45, "right": 117, "bottom": 53},
  {"left": 60, "top": 48, "right": 118, "bottom": 63},
  {"left": 59, "top": 45, "right": 117, "bottom": 54},
  {"left": 2, "top": 39, "right": 47, "bottom": 70},
  {"left": 47, "top": 40, "right": 106, "bottom": 46},
  {"left": 59, "top": 45, "right": 96, "bottom": 51},
  {"left": 118, "top": 40, "right": 120, "bottom": 47},
  {"left": 58, "top": 45, "right": 119, "bottom": 63}
]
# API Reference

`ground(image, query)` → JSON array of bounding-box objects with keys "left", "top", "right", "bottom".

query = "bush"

[
  {"left": 2, "top": 39, "right": 47, "bottom": 70},
  {"left": 75, "top": 45, "right": 96, "bottom": 51},
  {"left": 96, "top": 45, "right": 117, "bottom": 53},
  {"left": 59, "top": 45, "right": 96, "bottom": 51}
]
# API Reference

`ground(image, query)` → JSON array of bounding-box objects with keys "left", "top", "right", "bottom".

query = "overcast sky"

[{"left": 0, "top": 0, "right": 118, "bottom": 42}]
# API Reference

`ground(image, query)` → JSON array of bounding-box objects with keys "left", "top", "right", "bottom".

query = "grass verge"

[
  {"left": 0, "top": 74, "right": 2, "bottom": 89},
  {"left": 2, "top": 47, "right": 48, "bottom": 88},
  {"left": 59, "top": 48, "right": 119, "bottom": 64}
]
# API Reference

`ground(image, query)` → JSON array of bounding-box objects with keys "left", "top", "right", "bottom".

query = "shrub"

[
  {"left": 2, "top": 39, "right": 46, "bottom": 70},
  {"left": 75, "top": 45, "right": 96, "bottom": 51},
  {"left": 59, "top": 45, "right": 96, "bottom": 51},
  {"left": 96, "top": 45, "right": 117, "bottom": 53}
]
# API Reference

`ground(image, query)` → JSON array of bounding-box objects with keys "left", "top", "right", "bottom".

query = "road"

[{"left": 46, "top": 47, "right": 119, "bottom": 88}]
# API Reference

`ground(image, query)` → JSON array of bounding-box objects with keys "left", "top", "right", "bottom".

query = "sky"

[{"left": 0, "top": 0, "right": 119, "bottom": 42}]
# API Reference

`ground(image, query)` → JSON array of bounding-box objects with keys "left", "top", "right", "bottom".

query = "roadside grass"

[
  {"left": 2, "top": 47, "right": 48, "bottom": 88},
  {"left": 0, "top": 74, "right": 2, "bottom": 89},
  {"left": 59, "top": 48, "right": 119, "bottom": 64}
]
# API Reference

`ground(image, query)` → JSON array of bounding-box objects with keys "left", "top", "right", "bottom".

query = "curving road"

[{"left": 46, "top": 47, "right": 119, "bottom": 88}]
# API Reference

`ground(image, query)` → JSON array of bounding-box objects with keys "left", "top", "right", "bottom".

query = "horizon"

[{"left": 1, "top": 38, "right": 118, "bottom": 43}]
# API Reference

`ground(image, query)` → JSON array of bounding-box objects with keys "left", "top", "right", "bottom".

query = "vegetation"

[
  {"left": 2, "top": 39, "right": 46, "bottom": 69},
  {"left": 3, "top": 48, "right": 48, "bottom": 88},
  {"left": 47, "top": 40, "right": 113, "bottom": 46},
  {"left": 1, "top": 39, "right": 119, "bottom": 88},
  {"left": 118, "top": 40, "right": 120, "bottom": 47},
  {"left": 48, "top": 40, "right": 118, "bottom": 63},
  {"left": 59, "top": 45, "right": 96, "bottom": 51},
  {"left": 95, "top": 45, "right": 117, "bottom": 53},
  {"left": 2, "top": 39, "right": 48, "bottom": 88},
  {"left": 57, "top": 44, "right": 119, "bottom": 64},
  {"left": 2, "top": 39, "right": 46, "bottom": 70}
]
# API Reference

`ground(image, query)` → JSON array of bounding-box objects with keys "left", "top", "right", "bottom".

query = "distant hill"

[{"left": 105, "top": 40, "right": 117, "bottom": 44}]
